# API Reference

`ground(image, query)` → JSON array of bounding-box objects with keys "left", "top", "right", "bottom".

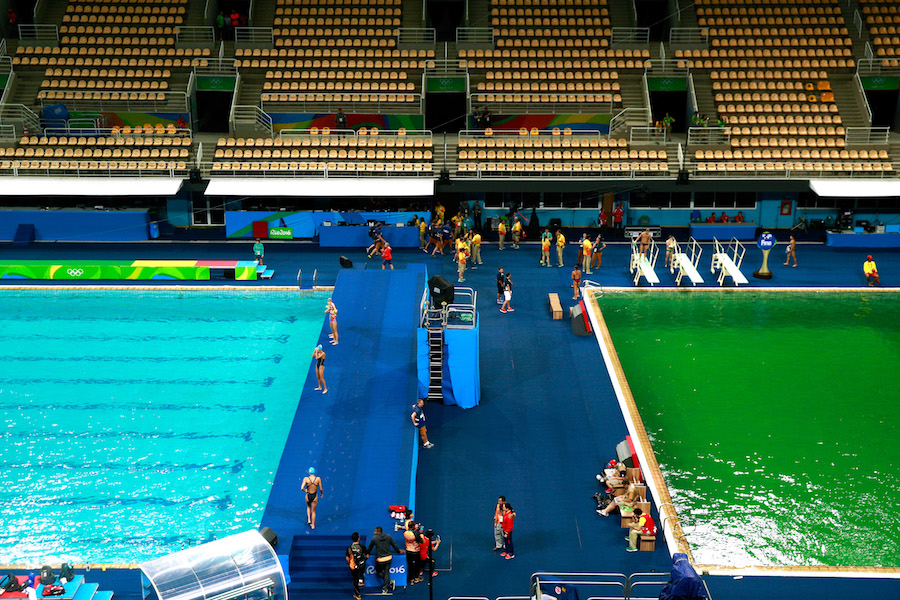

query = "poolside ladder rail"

[
  {"left": 630, "top": 237, "right": 660, "bottom": 286},
  {"left": 711, "top": 237, "right": 748, "bottom": 286},
  {"left": 671, "top": 237, "right": 704, "bottom": 286},
  {"left": 296, "top": 268, "right": 302, "bottom": 288}
]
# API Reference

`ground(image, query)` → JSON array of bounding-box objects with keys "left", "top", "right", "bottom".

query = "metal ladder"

[{"left": 423, "top": 307, "right": 445, "bottom": 401}]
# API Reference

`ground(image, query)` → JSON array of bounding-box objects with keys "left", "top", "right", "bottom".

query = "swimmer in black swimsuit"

[
  {"left": 313, "top": 345, "right": 327, "bottom": 394},
  {"left": 301, "top": 467, "right": 324, "bottom": 529}
]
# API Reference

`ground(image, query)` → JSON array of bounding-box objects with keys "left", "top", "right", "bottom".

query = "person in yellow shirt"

[
  {"left": 418, "top": 218, "right": 427, "bottom": 249},
  {"left": 556, "top": 231, "right": 567, "bottom": 267},
  {"left": 582, "top": 235, "right": 593, "bottom": 274},
  {"left": 511, "top": 218, "right": 522, "bottom": 249},
  {"left": 471, "top": 231, "right": 482, "bottom": 267},
  {"left": 864, "top": 255, "right": 880, "bottom": 286},
  {"left": 541, "top": 235, "right": 551, "bottom": 267},
  {"left": 434, "top": 202, "right": 445, "bottom": 224},
  {"left": 457, "top": 244, "right": 469, "bottom": 283},
  {"left": 498, "top": 220, "right": 507, "bottom": 250}
]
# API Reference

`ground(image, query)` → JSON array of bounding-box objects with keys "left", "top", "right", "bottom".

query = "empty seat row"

[
  {"left": 276, "top": 6, "right": 400, "bottom": 16},
  {"left": 694, "top": 162, "right": 892, "bottom": 173},
  {"left": 676, "top": 48, "right": 852, "bottom": 59},
  {"left": 491, "top": 7, "right": 609, "bottom": 16},
  {"left": 490, "top": 0, "right": 608, "bottom": 7},
  {"left": 707, "top": 28, "right": 848, "bottom": 39},
  {"left": 265, "top": 69, "right": 408, "bottom": 80},
  {"left": 277, "top": 0, "right": 401, "bottom": 6},
  {"left": 715, "top": 92, "right": 832, "bottom": 103},
  {"left": 261, "top": 92, "right": 419, "bottom": 103},
  {"left": 0, "top": 147, "right": 190, "bottom": 159},
  {"left": 457, "top": 162, "right": 668, "bottom": 174},
  {"left": 711, "top": 69, "right": 828, "bottom": 79},
  {"left": 717, "top": 102, "right": 839, "bottom": 114},
  {"left": 17, "top": 45, "right": 211, "bottom": 57},
  {"left": 729, "top": 137, "right": 846, "bottom": 148},
  {"left": 485, "top": 70, "right": 619, "bottom": 80},
  {"left": 274, "top": 38, "right": 397, "bottom": 48},
  {"left": 215, "top": 148, "right": 431, "bottom": 160},
  {"left": 496, "top": 37, "right": 611, "bottom": 49},
  {"left": 274, "top": 28, "right": 398, "bottom": 38},
  {"left": 62, "top": 13, "right": 183, "bottom": 24},
  {"left": 726, "top": 113, "right": 841, "bottom": 125},
  {"left": 475, "top": 82, "right": 619, "bottom": 92},
  {"left": 264, "top": 81, "right": 415, "bottom": 91},
  {"left": 17, "top": 56, "right": 198, "bottom": 68},
  {"left": 696, "top": 0, "right": 838, "bottom": 6},
  {"left": 727, "top": 125, "right": 845, "bottom": 136},
  {"left": 60, "top": 35, "right": 176, "bottom": 46},
  {"left": 459, "top": 136, "right": 631, "bottom": 149},
  {"left": 217, "top": 136, "right": 432, "bottom": 148},
  {"left": 473, "top": 93, "right": 620, "bottom": 103},
  {"left": 699, "top": 16, "right": 841, "bottom": 26},
  {"left": 67, "top": 4, "right": 185, "bottom": 14},
  {"left": 274, "top": 17, "right": 401, "bottom": 26},
  {"left": 71, "top": 0, "right": 188, "bottom": 5},
  {"left": 45, "top": 68, "right": 171, "bottom": 79},
  {"left": 466, "top": 59, "right": 641, "bottom": 69},
  {"left": 42, "top": 79, "right": 169, "bottom": 90},
  {"left": 20, "top": 135, "right": 190, "bottom": 146},
  {"left": 492, "top": 17, "right": 610, "bottom": 27},
  {"left": 709, "top": 36, "right": 850, "bottom": 48},
  {"left": 458, "top": 48, "right": 649, "bottom": 58},
  {"left": 59, "top": 25, "right": 178, "bottom": 35},
  {"left": 679, "top": 58, "right": 855, "bottom": 69},
  {"left": 459, "top": 149, "right": 659, "bottom": 160},
  {"left": 210, "top": 162, "right": 433, "bottom": 173},
  {"left": 38, "top": 91, "right": 168, "bottom": 101},
  {"left": 0, "top": 160, "right": 188, "bottom": 171},
  {"left": 697, "top": 6, "right": 839, "bottom": 16},
  {"left": 696, "top": 149, "right": 887, "bottom": 160},
  {"left": 713, "top": 80, "right": 829, "bottom": 91},
  {"left": 235, "top": 47, "right": 433, "bottom": 58},
  {"left": 256, "top": 59, "right": 423, "bottom": 70}
]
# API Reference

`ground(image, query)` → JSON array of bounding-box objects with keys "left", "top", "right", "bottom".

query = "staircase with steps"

[
  {"left": 829, "top": 73, "right": 869, "bottom": 132},
  {"left": 690, "top": 71, "right": 717, "bottom": 120},
  {"left": 288, "top": 534, "right": 366, "bottom": 599},
  {"left": 237, "top": 73, "right": 265, "bottom": 107},
  {"left": 36, "top": 0, "right": 68, "bottom": 27},
  {"left": 251, "top": 0, "right": 278, "bottom": 28},
  {"left": 607, "top": 0, "right": 635, "bottom": 29},
  {"left": 433, "top": 132, "right": 455, "bottom": 175},
  {"left": 466, "top": 0, "right": 491, "bottom": 28},
  {"left": 402, "top": 0, "right": 425, "bottom": 29}
]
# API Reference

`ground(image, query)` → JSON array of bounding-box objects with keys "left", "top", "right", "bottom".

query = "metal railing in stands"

[
  {"left": 0, "top": 104, "right": 41, "bottom": 137},
  {"left": 0, "top": 71, "right": 15, "bottom": 106},
  {"left": 845, "top": 126, "right": 889, "bottom": 145},
  {"left": 231, "top": 104, "right": 273, "bottom": 136},
  {"left": 445, "top": 287, "right": 476, "bottom": 329},
  {"left": 688, "top": 73, "right": 698, "bottom": 115},
  {"left": 204, "top": 0, "right": 212, "bottom": 21},
  {"left": 673, "top": 0, "right": 681, "bottom": 22},
  {"left": 398, "top": 28, "right": 436, "bottom": 44},
  {"left": 279, "top": 128, "right": 433, "bottom": 138},
  {"left": 262, "top": 97, "right": 424, "bottom": 115},
  {"left": 853, "top": 10, "right": 863, "bottom": 39},
  {"left": 34, "top": 0, "right": 46, "bottom": 21},
  {"left": 669, "top": 27, "right": 708, "bottom": 45},
  {"left": 470, "top": 96, "right": 619, "bottom": 114},
  {"left": 0, "top": 124, "right": 17, "bottom": 140},
  {"left": 856, "top": 58, "right": 900, "bottom": 77},
  {"left": 854, "top": 72, "right": 873, "bottom": 125},
  {"left": 456, "top": 27, "right": 494, "bottom": 44},
  {"left": 687, "top": 126, "right": 729, "bottom": 146},
  {"left": 177, "top": 26, "right": 216, "bottom": 45},
  {"left": 630, "top": 126, "right": 665, "bottom": 144},
  {"left": 234, "top": 27, "right": 275, "bottom": 45},
  {"left": 0, "top": 164, "right": 188, "bottom": 177},
  {"left": 195, "top": 58, "right": 238, "bottom": 78},
  {"left": 196, "top": 141, "right": 204, "bottom": 168},
  {"left": 0, "top": 39, "right": 7, "bottom": 57},
  {"left": 39, "top": 125, "right": 192, "bottom": 138},
  {"left": 39, "top": 92, "right": 190, "bottom": 113},
  {"left": 641, "top": 73, "right": 651, "bottom": 117},
  {"left": 864, "top": 41, "right": 874, "bottom": 61},
  {"left": 645, "top": 58, "right": 689, "bottom": 76},
  {"left": 17, "top": 24, "right": 58, "bottom": 42},
  {"left": 458, "top": 165, "right": 671, "bottom": 179},
  {"left": 677, "top": 143, "right": 684, "bottom": 169},
  {"left": 611, "top": 27, "right": 649, "bottom": 46},
  {"left": 688, "top": 162, "right": 895, "bottom": 179}
]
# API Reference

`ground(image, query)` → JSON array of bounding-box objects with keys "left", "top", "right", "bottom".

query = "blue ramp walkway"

[{"left": 261, "top": 269, "right": 425, "bottom": 544}]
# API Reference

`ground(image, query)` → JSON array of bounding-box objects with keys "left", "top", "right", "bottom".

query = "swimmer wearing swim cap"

[
  {"left": 301, "top": 468, "right": 324, "bottom": 529},
  {"left": 313, "top": 345, "right": 327, "bottom": 394}
]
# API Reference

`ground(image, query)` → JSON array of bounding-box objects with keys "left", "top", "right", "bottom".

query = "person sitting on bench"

[
  {"left": 864, "top": 255, "right": 880, "bottom": 286},
  {"left": 598, "top": 482, "right": 640, "bottom": 517},
  {"left": 626, "top": 508, "right": 656, "bottom": 552}
]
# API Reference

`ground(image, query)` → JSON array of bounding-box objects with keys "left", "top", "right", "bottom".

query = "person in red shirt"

[
  {"left": 734, "top": 211, "right": 745, "bottom": 223},
  {"left": 500, "top": 502, "right": 516, "bottom": 559},
  {"left": 706, "top": 213, "right": 717, "bottom": 223},
  {"left": 381, "top": 242, "right": 394, "bottom": 270},
  {"left": 612, "top": 203, "right": 624, "bottom": 230},
  {"left": 719, "top": 211, "right": 729, "bottom": 223},
  {"left": 598, "top": 209, "right": 608, "bottom": 232},
  {"left": 418, "top": 528, "right": 441, "bottom": 581}
]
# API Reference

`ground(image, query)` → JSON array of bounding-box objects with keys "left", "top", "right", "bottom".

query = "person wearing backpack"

[
  {"left": 626, "top": 508, "right": 656, "bottom": 552},
  {"left": 345, "top": 532, "right": 368, "bottom": 600}
]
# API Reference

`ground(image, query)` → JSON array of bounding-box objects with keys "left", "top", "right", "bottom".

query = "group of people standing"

[{"left": 215, "top": 8, "right": 246, "bottom": 40}]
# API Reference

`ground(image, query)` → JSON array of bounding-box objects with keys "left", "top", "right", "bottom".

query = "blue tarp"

[{"left": 659, "top": 553, "right": 708, "bottom": 600}]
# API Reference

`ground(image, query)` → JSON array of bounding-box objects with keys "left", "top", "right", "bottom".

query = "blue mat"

[{"left": 260, "top": 270, "right": 425, "bottom": 544}]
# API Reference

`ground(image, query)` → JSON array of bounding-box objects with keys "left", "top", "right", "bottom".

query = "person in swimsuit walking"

[
  {"left": 313, "top": 345, "right": 327, "bottom": 394},
  {"left": 784, "top": 234, "right": 797, "bottom": 267},
  {"left": 301, "top": 467, "right": 324, "bottom": 529},
  {"left": 325, "top": 298, "right": 338, "bottom": 345}
]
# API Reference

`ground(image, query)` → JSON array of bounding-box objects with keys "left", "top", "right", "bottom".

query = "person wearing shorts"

[
  {"left": 500, "top": 274, "right": 514, "bottom": 313},
  {"left": 382, "top": 243, "right": 394, "bottom": 270},
  {"left": 496, "top": 267, "right": 505, "bottom": 304}
]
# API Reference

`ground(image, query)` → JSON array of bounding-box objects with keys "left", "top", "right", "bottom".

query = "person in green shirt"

[
  {"left": 253, "top": 238, "right": 264, "bottom": 264},
  {"left": 215, "top": 11, "right": 225, "bottom": 40}
]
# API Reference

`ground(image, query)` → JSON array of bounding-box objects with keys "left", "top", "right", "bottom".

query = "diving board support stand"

[
  {"left": 711, "top": 237, "right": 748, "bottom": 286},
  {"left": 630, "top": 237, "right": 660, "bottom": 286},
  {"left": 671, "top": 237, "right": 704, "bottom": 286}
]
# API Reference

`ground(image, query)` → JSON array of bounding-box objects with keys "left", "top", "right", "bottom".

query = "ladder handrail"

[{"left": 296, "top": 268, "right": 302, "bottom": 288}]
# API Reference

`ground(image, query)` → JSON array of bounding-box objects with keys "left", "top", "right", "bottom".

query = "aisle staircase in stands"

[{"left": 288, "top": 534, "right": 366, "bottom": 600}]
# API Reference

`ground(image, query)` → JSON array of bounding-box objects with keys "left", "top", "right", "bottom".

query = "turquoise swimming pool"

[{"left": 0, "top": 290, "right": 328, "bottom": 564}]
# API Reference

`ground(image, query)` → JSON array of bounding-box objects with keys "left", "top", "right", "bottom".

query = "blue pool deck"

[{"left": 0, "top": 239, "right": 898, "bottom": 600}]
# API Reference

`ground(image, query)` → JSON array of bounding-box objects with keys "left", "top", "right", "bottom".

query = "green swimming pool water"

[
  {"left": 0, "top": 290, "right": 328, "bottom": 565},
  {"left": 598, "top": 291, "right": 900, "bottom": 568}
]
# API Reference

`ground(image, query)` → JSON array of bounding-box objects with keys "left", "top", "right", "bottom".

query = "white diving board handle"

[{"left": 714, "top": 253, "right": 748, "bottom": 286}]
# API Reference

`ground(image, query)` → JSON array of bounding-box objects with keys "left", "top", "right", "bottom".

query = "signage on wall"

[{"left": 268, "top": 227, "right": 294, "bottom": 239}]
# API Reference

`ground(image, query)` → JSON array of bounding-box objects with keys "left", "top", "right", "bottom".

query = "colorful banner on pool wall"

[
  {"left": 467, "top": 114, "right": 612, "bottom": 132},
  {"left": 0, "top": 260, "right": 257, "bottom": 280},
  {"left": 226, "top": 211, "right": 428, "bottom": 238},
  {"left": 269, "top": 113, "right": 425, "bottom": 133},
  {"left": 68, "top": 112, "right": 191, "bottom": 129}
]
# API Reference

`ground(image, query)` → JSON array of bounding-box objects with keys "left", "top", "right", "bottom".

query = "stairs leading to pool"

[{"left": 288, "top": 534, "right": 366, "bottom": 597}]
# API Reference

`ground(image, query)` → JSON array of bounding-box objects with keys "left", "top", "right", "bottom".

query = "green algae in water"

[{"left": 598, "top": 291, "right": 900, "bottom": 568}]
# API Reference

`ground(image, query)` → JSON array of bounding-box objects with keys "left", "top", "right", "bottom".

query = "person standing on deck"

[
  {"left": 301, "top": 467, "right": 324, "bottom": 529},
  {"left": 253, "top": 238, "right": 264, "bottom": 264}
]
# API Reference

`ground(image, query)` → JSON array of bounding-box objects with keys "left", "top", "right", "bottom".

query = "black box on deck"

[
  {"left": 259, "top": 527, "right": 278, "bottom": 548},
  {"left": 428, "top": 275, "right": 454, "bottom": 307}
]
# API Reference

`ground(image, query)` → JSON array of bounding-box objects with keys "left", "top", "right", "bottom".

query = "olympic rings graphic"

[{"left": 67, "top": 268, "right": 85, "bottom": 277}]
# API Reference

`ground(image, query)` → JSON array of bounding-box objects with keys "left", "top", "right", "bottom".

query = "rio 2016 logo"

[
  {"left": 365, "top": 564, "right": 405, "bottom": 575},
  {"left": 66, "top": 268, "right": 85, "bottom": 277}
]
